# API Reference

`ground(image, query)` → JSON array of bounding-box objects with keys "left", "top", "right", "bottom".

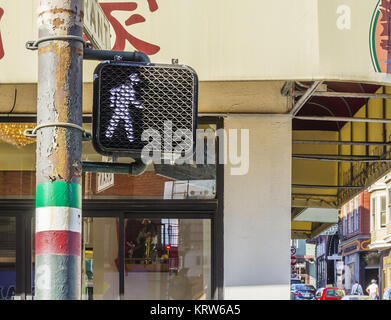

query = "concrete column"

[{"left": 223, "top": 116, "right": 291, "bottom": 299}]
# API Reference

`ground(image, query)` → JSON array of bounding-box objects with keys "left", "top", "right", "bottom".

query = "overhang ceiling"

[
  {"left": 291, "top": 81, "right": 384, "bottom": 239},
  {"left": 293, "top": 81, "right": 381, "bottom": 131}
]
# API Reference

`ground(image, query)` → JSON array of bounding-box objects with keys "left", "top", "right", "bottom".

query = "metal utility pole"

[{"left": 35, "top": 0, "right": 84, "bottom": 299}]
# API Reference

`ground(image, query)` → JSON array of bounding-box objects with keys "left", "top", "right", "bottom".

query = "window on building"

[
  {"left": 381, "top": 195, "right": 387, "bottom": 228},
  {"left": 343, "top": 216, "right": 347, "bottom": 237},
  {"left": 348, "top": 200, "right": 353, "bottom": 234},
  {"left": 349, "top": 213, "right": 354, "bottom": 234},
  {"left": 388, "top": 188, "right": 391, "bottom": 226},
  {"left": 343, "top": 206, "right": 347, "bottom": 237},
  {"left": 371, "top": 197, "right": 376, "bottom": 231},
  {"left": 354, "top": 197, "right": 359, "bottom": 232}
]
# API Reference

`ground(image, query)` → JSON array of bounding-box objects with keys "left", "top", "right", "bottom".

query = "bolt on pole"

[{"left": 35, "top": 0, "right": 84, "bottom": 300}]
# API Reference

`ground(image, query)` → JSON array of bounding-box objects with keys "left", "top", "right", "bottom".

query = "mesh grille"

[{"left": 93, "top": 62, "right": 197, "bottom": 157}]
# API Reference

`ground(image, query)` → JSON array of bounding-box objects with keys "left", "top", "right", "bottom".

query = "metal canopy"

[{"left": 286, "top": 81, "right": 381, "bottom": 131}]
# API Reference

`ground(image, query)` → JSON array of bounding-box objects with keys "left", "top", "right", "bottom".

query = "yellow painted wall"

[
  {"left": 292, "top": 130, "right": 338, "bottom": 207},
  {"left": 292, "top": 86, "right": 391, "bottom": 210},
  {"left": 338, "top": 87, "right": 389, "bottom": 187}
]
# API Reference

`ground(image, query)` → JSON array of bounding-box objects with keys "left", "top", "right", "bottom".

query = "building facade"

[
  {"left": 368, "top": 175, "right": 391, "bottom": 295},
  {"left": 313, "top": 225, "right": 339, "bottom": 289},
  {"left": 291, "top": 239, "right": 316, "bottom": 287},
  {"left": 339, "top": 191, "right": 374, "bottom": 292}
]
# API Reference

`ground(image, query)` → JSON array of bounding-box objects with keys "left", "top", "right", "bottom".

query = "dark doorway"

[{"left": 364, "top": 268, "right": 379, "bottom": 290}]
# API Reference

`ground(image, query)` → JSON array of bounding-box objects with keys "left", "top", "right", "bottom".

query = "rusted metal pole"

[{"left": 35, "top": 0, "right": 84, "bottom": 300}]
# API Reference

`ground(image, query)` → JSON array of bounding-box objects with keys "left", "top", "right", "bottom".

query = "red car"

[{"left": 315, "top": 287, "right": 347, "bottom": 300}]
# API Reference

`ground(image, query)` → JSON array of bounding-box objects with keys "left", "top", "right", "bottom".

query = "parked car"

[
  {"left": 315, "top": 287, "right": 347, "bottom": 300},
  {"left": 341, "top": 295, "right": 371, "bottom": 300},
  {"left": 291, "top": 284, "right": 316, "bottom": 300},
  {"left": 290, "top": 279, "right": 302, "bottom": 285}
]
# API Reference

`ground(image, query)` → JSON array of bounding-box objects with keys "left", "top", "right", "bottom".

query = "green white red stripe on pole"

[
  {"left": 35, "top": 181, "right": 82, "bottom": 300},
  {"left": 36, "top": 207, "right": 81, "bottom": 234},
  {"left": 36, "top": 182, "right": 81, "bottom": 208}
]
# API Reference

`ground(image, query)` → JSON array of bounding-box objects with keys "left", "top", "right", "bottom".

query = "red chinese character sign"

[
  {"left": 100, "top": 1, "right": 160, "bottom": 55},
  {"left": 0, "top": 7, "right": 4, "bottom": 60}
]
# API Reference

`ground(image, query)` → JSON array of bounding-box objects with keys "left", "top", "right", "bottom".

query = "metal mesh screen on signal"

[{"left": 92, "top": 62, "right": 198, "bottom": 157}]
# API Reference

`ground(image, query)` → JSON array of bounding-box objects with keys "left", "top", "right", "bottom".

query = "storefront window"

[
  {"left": 82, "top": 123, "right": 217, "bottom": 201},
  {"left": 0, "top": 121, "right": 218, "bottom": 201},
  {"left": 0, "top": 125, "right": 35, "bottom": 200},
  {"left": 345, "top": 262, "right": 355, "bottom": 290},
  {"left": 0, "top": 120, "right": 218, "bottom": 300},
  {"left": 81, "top": 217, "right": 120, "bottom": 300},
  {"left": 123, "top": 218, "right": 211, "bottom": 300},
  {"left": 0, "top": 217, "right": 16, "bottom": 300}
]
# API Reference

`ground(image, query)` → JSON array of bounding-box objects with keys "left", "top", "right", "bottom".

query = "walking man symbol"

[{"left": 105, "top": 73, "right": 144, "bottom": 142}]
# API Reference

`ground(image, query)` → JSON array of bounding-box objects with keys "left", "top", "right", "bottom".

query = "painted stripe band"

[
  {"left": 35, "top": 230, "right": 81, "bottom": 256},
  {"left": 36, "top": 181, "right": 81, "bottom": 209},
  {"left": 34, "top": 254, "right": 81, "bottom": 300},
  {"left": 36, "top": 207, "right": 81, "bottom": 233}
]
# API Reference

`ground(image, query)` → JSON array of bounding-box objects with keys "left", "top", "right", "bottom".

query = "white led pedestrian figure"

[{"left": 105, "top": 73, "right": 144, "bottom": 142}]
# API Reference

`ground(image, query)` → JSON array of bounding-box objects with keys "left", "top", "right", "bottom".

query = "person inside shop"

[
  {"left": 350, "top": 281, "right": 363, "bottom": 295},
  {"left": 366, "top": 279, "right": 380, "bottom": 300},
  {"left": 160, "top": 249, "right": 169, "bottom": 264},
  {"left": 133, "top": 219, "right": 155, "bottom": 264}
]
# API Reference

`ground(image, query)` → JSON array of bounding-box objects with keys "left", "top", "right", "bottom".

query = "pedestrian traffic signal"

[{"left": 92, "top": 61, "right": 198, "bottom": 160}]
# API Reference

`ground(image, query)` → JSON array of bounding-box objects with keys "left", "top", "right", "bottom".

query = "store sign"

[
  {"left": 83, "top": 0, "right": 111, "bottom": 49},
  {"left": 327, "top": 254, "right": 342, "bottom": 261},
  {"left": 1, "top": 0, "right": 390, "bottom": 85},
  {"left": 97, "top": 172, "right": 114, "bottom": 192},
  {"left": 343, "top": 244, "right": 358, "bottom": 254},
  {"left": 99, "top": 0, "right": 160, "bottom": 55},
  {"left": 336, "top": 261, "right": 344, "bottom": 288},
  {"left": 96, "top": 157, "right": 114, "bottom": 192},
  {"left": 321, "top": 224, "right": 338, "bottom": 236}
]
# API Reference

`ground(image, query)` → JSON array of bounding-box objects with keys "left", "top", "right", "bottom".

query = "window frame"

[
  {"left": 371, "top": 196, "right": 377, "bottom": 232},
  {"left": 388, "top": 187, "right": 391, "bottom": 226},
  {"left": 354, "top": 196, "right": 359, "bottom": 232},
  {"left": 380, "top": 194, "right": 387, "bottom": 229},
  {"left": 83, "top": 199, "right": 218, "bottom": 300},
  {"left": 343, "top": 205, "right": 348, "bottom": 237},
  {"left": 0, "top": 116, "right": 224, "bottom": 300}
]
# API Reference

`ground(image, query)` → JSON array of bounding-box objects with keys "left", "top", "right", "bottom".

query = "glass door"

[
  {"left": 81, "top": 217, "right": 120, "bottom": 300},
  {"left": 81, "top": 203, "right": 215, "bottom": 300},
  {"left": 0, "top": 216, "right": 16, "bottom": 299},
  {"left": 123, "top": 218, "right": 211, "bottom": 300},
  {"left": 0, "top": 213, "right": 32, "bottom": 300}
]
